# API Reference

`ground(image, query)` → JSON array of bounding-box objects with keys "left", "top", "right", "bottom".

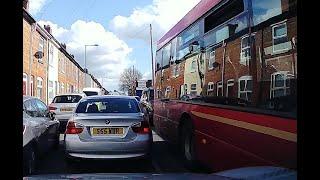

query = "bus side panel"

[
  {"left": 195, "top": 130, "right": 270, "bottom": 172},
  {"left": 192, "top": 105, "right": 296, "bottom": 171}
]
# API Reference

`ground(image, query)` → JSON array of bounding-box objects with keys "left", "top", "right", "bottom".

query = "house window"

[
  {"left": 238, "top": 76, "right": 253, "bottom": 101},
  {"left": 240, "top": 35, "right": 251, "bottom": 65},
  {"left": 30, "top": 75, "right": 34, "bottom": 96},
  {"left": 61, "top": 83, "right": 64, "bottom": 94},
  {"left": 270, "top": 71, "right": 294, "bottom": 98},
  {"left": 226, "top": 79, "right": 234, "bottom": 97},
  {"left": 23, "top": 73, "right": 28, "bottom": 95},
  {"left": 217, "top": 81, "right": 223, "bottom": 96},
  {"left": 190, "top": 60, "right": 196, "bottom": 73},
  {"left": 207, "top": 82, "right": 214, "bottom": 95},
  {"left": 272, "top": 23, "right": 288, "bottom": 53},
  {"left": 190, "top": 84, "right": 197, "bottom": 95},
  {"left": 165, "top": 86, "right": 171, "bottom": 98},
  {"left": 67, "top": 84, "right": 70, "bottom": 93},
  {"left": 37, "top": 77, "right": 43, "bottom": 99},
  {"left": 172, "top": 64, "right": 180, "bottom": 78},
  {"left": 184, "top": 84, "right": 188, "bottom": 95},
  {"left": 55, "top": 81, "right": 58, "bottom": 96},
  {"left": 208, "top": 50, "right": 215, "bottom": 70},
  {"left": 48, "top": 81, "right": 54, "bottom": 99},
  {"left": 38, "top": 37, "right": 45, "bottom": 63}
]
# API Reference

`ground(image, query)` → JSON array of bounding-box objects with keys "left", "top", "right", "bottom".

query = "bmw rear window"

[
  {"left": 52, "top": 95, "right": 82, "bottom": 103},
  {"left": 75, "top": 98, "right": 140, "bottom": 113}
]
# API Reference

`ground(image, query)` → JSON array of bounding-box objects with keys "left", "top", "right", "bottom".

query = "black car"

[{"left": 23, "top": 96, "right": 60, "bottom": 175}]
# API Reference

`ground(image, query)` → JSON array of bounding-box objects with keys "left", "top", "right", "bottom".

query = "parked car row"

[{"left": 23, "top": 94, "right": 152, "bottom": 176}]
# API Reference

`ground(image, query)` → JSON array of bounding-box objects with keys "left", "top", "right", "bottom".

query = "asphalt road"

[{"left": 34, "top": 130, "right": 196, "bottom": 175}]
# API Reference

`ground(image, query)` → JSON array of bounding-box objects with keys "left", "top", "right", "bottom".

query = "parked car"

[
  {"left": 23, "top": 96, "right": 60, "bottom": 175},
  {"left": 134, "top": 96, "right": 141, "bottom": 102},
  {"left": 49, "top": 93, "right": 86, "bottom": 133},
  {"left": 64, "top": 95, "right": 152, "bottom": 164},
  {"left": 140, "top": 89, "right": 154, "bottom": 126}
]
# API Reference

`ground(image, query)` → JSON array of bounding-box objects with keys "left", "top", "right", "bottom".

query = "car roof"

[
  {"left": 82, "top": 95, "right": 136, "bottom": 100},
  {"left": 82, "top": 87, "right": 101, "bottom": 91},
  {"left": 55, "top": 93, "right": 85, "bottom": 97},
  {"left": 23, "top": 95, "right": 37, "bottom": 102}
]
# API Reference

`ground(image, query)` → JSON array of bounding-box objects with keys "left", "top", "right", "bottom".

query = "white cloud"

[
  {"left": 142, "top": 71, "right": 151, "bottom": 80},
  {"left": 38, "top": 20, "right": 134, "bottom": 90},
  {"left": 109, "top": 0, "right": 201, "bottom": 43},
  {"left": 29, "top": 0, "right": 48, "bottom": 16}
]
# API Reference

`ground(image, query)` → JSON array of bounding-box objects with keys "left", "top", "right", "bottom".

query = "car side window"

[
  {"left": 34, "top": 99, "right": 48, "bottom": 117},
  {"left": 24, "top": 100, "right": 37, "bottom": 117}
]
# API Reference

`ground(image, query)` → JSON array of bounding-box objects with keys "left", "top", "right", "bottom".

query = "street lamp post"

[{"left": 84, "top": 44, "right": 99, "bottom": 87}]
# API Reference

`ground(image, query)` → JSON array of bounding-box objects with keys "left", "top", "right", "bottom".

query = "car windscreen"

[
  {"left": 75, "top": 98, "right": 140, "bottom": 113},
  {"left": 52, "top": 95, "right": 82, "bottom": 103},
  {"left": 83, "top": 91, "right": 98, "bottom": 96}
]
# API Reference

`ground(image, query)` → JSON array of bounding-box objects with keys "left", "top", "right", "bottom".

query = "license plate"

[
  {"left": 92, "top": 127, "right": 124, "bottom": 136},
  {"left": 60, "top": 107, "right": 73, "bottom": 112}
]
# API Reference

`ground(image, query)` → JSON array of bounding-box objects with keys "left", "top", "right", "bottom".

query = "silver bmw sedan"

[{"left": 64, "top": 95, "right": 152, "bottom": 163}]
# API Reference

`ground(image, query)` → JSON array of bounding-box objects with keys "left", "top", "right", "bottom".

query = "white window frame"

[
  {"left": 30, "top": 75, "right": 34, "bottom": 96},
  {"left": 23, "top": 73, "right": 28, "bottom": 95},
  {"left": 207, "top": 82, "right": 214, "bottom": 93},
  {"left": 38, "top": 37, "right": 45, "bottom": 63},
  {"left": 208, "top": 50, "right": 215, "bottom": 70},
  {"left": 226, "top": 79, "right": 235, "bottom": 97},
  {"left": 49, "top": 44, "right": 54, "bottom": 66},
  {"left": 217, "top": 81, "right": 223, "bottom": 96},
  {"left": 48, "top": 80, "right": 54, "bottom": 99},
  {"left": 184, "top": 84, "right": 188, "bottom": 95},
  {"left": 37, "top": 77, "right": 43, "bottom": 99},
  {"left": 165, "top": 86, "right": 171, "bottom": 98},
  {"left": 61, "top": 82, "right": 64, "bottom": 94},
  {"left": 272, "top": 22, "right": 288, "bottom": 53},
  {"left": 240, "top": 35, "right": 251, "bottom": 65},
  {"left": 270, "top": 71, "right": 293, "bottom": 98},
  {"left": 172, "top": 64, "right": 180, "bottom": 78},
  {"left": 190, "top": 83, "right": 197, "bottom": 95},
  {"left": 190, "top": 60, "right": 196, "bottom": 73},
  {"left": 238, "top": 76, "right": 252, "bottom": 101}
]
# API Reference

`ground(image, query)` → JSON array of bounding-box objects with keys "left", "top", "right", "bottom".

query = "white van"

[{"left": 82, "top": 87, "right": 103, "bottom": 96}]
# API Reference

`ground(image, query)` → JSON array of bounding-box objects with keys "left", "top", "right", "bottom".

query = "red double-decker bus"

[{"left": 153, "top": 0, "right": 297, "bottom": 172}]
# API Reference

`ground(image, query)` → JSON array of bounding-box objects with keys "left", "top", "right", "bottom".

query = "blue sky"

[{"left": 29, "top": 0, "right": 201, "bottom": 91}]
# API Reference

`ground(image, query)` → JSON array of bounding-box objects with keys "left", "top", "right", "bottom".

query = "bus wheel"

[{"left": 180, "top": 119, "right": 197, "bottom": 170}]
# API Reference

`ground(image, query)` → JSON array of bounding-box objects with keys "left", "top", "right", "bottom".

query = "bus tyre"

[{"left": 180, "top": 120, "right": 198, "bottom": 170}]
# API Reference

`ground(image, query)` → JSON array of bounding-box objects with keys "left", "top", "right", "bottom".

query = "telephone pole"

[{"left": 150, "top": 24, "right": 154, "bottom": 87}]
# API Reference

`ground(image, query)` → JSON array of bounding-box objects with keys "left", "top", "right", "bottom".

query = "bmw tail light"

[
  {"left": 132, "top": 121, "right": 150, "bottom": 134},
  {"left": 49, "top": 105, "right": 57, "bottom": 111},
  {"left": 65, "top": 121, "right": 83, "bottom": 134}
]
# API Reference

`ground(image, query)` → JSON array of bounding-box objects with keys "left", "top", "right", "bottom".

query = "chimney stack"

[
  {"left": 44, "top": 25, "right": 52, "bottom": 34},
  {"left": 23, "top": 0, "right": 29, "bottom": 11},
  {"left": 61, "top": 43, "right": 66, "bottom": 50}
]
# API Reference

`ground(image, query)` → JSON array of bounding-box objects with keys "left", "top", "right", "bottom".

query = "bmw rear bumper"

[{"left": 64, "top": 134, "right": 151, "bottom": 160}]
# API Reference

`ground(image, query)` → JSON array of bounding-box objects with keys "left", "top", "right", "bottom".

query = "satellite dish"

[{"left": 34, "top": 51, "right": 44, "bottom": 59}]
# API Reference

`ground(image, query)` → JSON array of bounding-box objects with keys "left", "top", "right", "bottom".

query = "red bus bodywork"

[{"left": 153, "top": 100, "right": 296, "bottom": 172}]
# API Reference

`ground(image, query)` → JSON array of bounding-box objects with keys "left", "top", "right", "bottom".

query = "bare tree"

[{"left": 119, "top": 67, "right": 142, "bottom": 93}]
